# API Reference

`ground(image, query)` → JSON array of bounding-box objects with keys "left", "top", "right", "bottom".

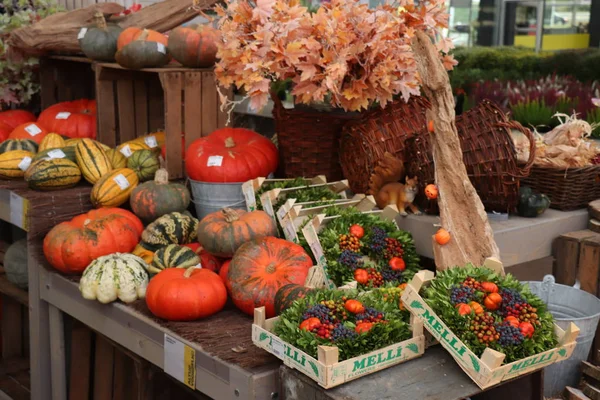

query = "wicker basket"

[
  {"left": 271, "top": 93, "right": 361, "bottom": 180},
  {"left": 521, "top": 166, "right": 600, "bottom": 211},
  {"left": 339, "top": 96, "right": 431, "bottom": 194},
  {"left": 405, "top": 100, "right": 536, "bottom": 213}
]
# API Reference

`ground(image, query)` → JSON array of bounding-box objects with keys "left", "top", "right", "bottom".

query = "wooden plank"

[
  {"left": 0, "top": 357, "right": 29, "bottom": 376},
  {"left": 583, "top": 382, "right": 600, "bottom": 400},
  {"left": 553, "top": 230, "right": 597, "bottom": 286},
  {"left": 583, "top": 361, "right": 600, "bottom": 382},
  {"left": 0, "top": 275, "right": 28, "bottom": 306},
  {"left": 147, "top": 76, "right": 165, "bottom": 133},
  {"left": 200, "top": 71, "right": 218, "bottom": 137},
  {"left": 1, "top": 297, "right": 22, "bottom": 358},
  {"left": 117, "top": 80, "right": 137, "bottom": 143},
  {"left": 565, "top": 387, "right": 591, "bottom": 400},
  {"left": 95, "top": 66, "right": 118, "bottom": 147},
  {"left": 112, "top": 349, "right": 134, "bottom": 400},
  {"left": 69, "top": 322, "right": 92, "bottom": 400},
  {"left": 93, "top": 335, "right": 115, "bottom": 400},
  {"left": 49, "top": 305, "right": 67, "bottom": 400},
  {"left": 160, "top": 72, "right": 184, "bottom": 178},
  {"left": 39, "top": 59, "right": 57, "bottom": 110},
  {"left": 590, "top": 219, "right": 600, "bottom": 234},
  {"left": 22, "top": 310, "right": 29, "bottom": 358},
  {"left": 578, "top": 235, "right": 600, "bottom": 294},
  {"left": 134, "top": 80, "right": 149, "bottom": 137},
  {"left": 590, "top": 200, "right": 600, "bottom": 221},
  {"left": 184, "top": 71, "right": 202, "bottom": 147}
]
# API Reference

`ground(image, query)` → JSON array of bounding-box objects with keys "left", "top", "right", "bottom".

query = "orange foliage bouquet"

[{"left": 214, "top": 0, "right": 456, "bottom": 114}]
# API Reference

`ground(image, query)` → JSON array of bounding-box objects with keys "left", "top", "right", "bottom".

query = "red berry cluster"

[
  {"left": 366, "top": 268, "right": 384, "bottom": 287},
  {"left": 591, "top": 154, "right": 600, "bottom": 165},
  {"left": 470, "top": 313, "right": 499, "bottom": 345},
  {"left": 505, "top": 303, "right": 540, "bottom": 326},
  {"left": 339, "top": 234, "right": 361, "bottom": 252},
  {"left": 356, "top": 307, "right": 385, "bottom": 324},
  {"left": 383, "top": 237, "right": 404, "bottom": 259},
  {"left": 463, "top": 277, "right": 482, "bottom": 291},
  {"left": 314, "top": 323, "right": 335, "bottom": 339}
]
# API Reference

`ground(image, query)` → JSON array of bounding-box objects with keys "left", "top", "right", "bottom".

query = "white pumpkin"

[
  {"left": 79, "top": 253, "right": 149, "bottom": 304},
  {"left": 5, "top": 239, "right": 28, "bottom": 289}
]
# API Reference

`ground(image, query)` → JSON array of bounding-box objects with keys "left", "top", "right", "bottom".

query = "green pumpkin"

[
  {"left": 78, "top": 12, "right": 123, "bottom": 61},
  {"left": 115, "top": 39, "right": 169, "bottom": 70},
  {"left": 127, "top": 149, "right": 160, "bottom": 182},
  {"left": 0, "top": 139, "right": 38, "bottom": 154},
  {"left": 141, "top": 212, "right": 199, "bottom": 251},
  {"left": 149, "top": 244, "right": 200, "bottom": 274},
  {"left": 517, "top": 186, "right": 551, "bottom": 218},
  {"left": 5, "top": 239, "right": 28, "bottom": 289},
  {"left": 274, "top": 284, "right": 314, "bottom": 315}
]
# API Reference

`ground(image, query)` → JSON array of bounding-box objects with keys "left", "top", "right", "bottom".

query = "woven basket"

[
  {"left": 339, "top": 96, "right": 431, "bottom": 194},
  {"left": 271, "top": 93, "right": 361, "bottom": 180},
  {"left": 405, "top": 100, "right": 536, "bottom": 213},
  {"left": 521, "top": 166, "right": 600, "bottom": 211}
]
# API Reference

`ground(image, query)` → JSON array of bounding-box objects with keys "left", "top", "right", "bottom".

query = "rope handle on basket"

[{"left": 497, "top": 120, "right": 536, "bottom": 178}]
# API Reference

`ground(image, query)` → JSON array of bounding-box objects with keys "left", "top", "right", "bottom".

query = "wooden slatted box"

[{"left": 39, "top": 56, "right": 95, "bottom": 111}]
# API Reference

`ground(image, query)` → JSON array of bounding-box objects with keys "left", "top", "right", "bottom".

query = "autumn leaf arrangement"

[
  {"left": 213, "top": 0, "right": 457, "bottom": 114},
  {"left": 423, "top": 265, "right": 557, "bottom": 363},
  {"left": 274, "top": 287, "right": 412, "bottom": 361}
]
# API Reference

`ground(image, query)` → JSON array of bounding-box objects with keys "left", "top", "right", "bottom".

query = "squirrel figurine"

[{"left": 368, "top": 153, "right": 422, "bottom": 216}]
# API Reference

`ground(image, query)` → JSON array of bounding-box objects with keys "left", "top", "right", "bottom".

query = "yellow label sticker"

[
  {"left": 164, "top": 334, "right": 196, "bottom": 390},
  {"left": 183, "top": 344, "right": 196, "bottom": 389}
]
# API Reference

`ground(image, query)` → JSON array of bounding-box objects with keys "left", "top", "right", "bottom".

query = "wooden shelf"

[{"left": 0, "top": 275, "right": 28, "bottom": 306}]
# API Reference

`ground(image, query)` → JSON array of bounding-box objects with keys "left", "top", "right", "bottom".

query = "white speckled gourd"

[
  {"left": 79, "top": 253, "right": 149, "bottom": 304},
  {"left": 4, "top": 239, "right": 28, "bottom": 289}
]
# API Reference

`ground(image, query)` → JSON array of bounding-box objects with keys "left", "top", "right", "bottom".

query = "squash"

[
  {"left": 78, "top": 12, "right": 123, "bottom": 61},
  {"left": 0, "top": 150, "right": 34, "bottom": 179},
  {"left": 0, "top": 139, "right": 38, "bottom": 154},
  {"left": 43, "top": 208, "right": 143, "bottom": 274},
  {"left": 127, "top": 149, "right": 159, "bottom": 181},
  {"left": 0, "top": 122, "right": 10, "bottom": 143},
  {"left": 228, "top": 237, "right": 313, "bottom": 317},
  {"left": 105, "top": 148, "right": 127, "bottom": 169},
  {"left": 33, "top": 147, "right": 77, "bottom": 163},
  {"left": 434, "top": 228, "right": 451, "bottom": 245},
  {"left": 117, "top": 141, "right": 150, "bottom": 158},
  {"left": 197, "top": 208, "right": 277, "bottom": 257},
  {"left": 63, "top": 138, "right": 82, "bottom": 148},
  {"left": 167, "top": 24, "right": 218, "bottom": 68},
  {"left": 150, "top": 244, "right": 200, "bottom": 274},
  {"left": 0, "top": 110, "right": 36, "bottom": 131},
  {"left": 219, "top": 259, "right": 231, "bottom": 292},
  {"left": 25, "top": 158, "right": 82, "bottom": 191},
  {"left": 130, "top": 168, "right": 190, "bottom": 223},
  {"left": 75, "top": 138, "right": 113, "bottom": 184},
  {"left": 8, "top": 122, "right": 48, "bottom": 144},
  {"left": 117, "top": 27, "right": 167, "bottom": 51},
  {"left": 141, "top": 212, "right": 198, "bottom": 251},
  {"left": 132, "top": 243, "right": 154, "bottom": 264},
  {"left": 145, "top": 267, "right": 227, "bottom": 321},
  {"left": 274, "top": 284, "right": 314, "bottom": 315},
  {"left": 38, "top": 99, "right": 97, "bottom": 139},
  {"left": 4, "top": 239, "right": 28, "bottom": 289},
  {"left": 182, "top": 242, "right": 221, "bottom": 272},
  {"left": 185, "top": 128, "right": 278, "bottom": 182},
  {"left": 91, "top": 168, "right": 139, "bottom": 208},
  {"left": 517, "top": 186, "right": 550, "bottom": 218},
  {"left": 38, "top": 133, "right": 66, "bottom": 152},
  {"left": 115, "top": 32, "right": 169, "bottom": 69},
  {"left": 132, "top": 131, "right": 165, "bottom": 149},
  {"left": 79, "top": 253, "right": 149, "bottom": 304}
]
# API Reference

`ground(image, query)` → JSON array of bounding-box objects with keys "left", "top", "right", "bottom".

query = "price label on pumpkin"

[
  {"left": 156, "top": 43, "right": 166, "bottom": 54},
  {"left": 271, "top": 337, "right": 284, "bottom": 358},
  {"left": 144, "top": 135, "right": 158, "bottom": 148},
  {"left": 18, "top": 157, "right": 31, "bottom": 171},
  {"left": 77, "top": 27, "right": 88, "bottom": 39},
  {"left": 55, "top": 112, "right": 71, "bottom": 120},
  {"left": 120, "top": 145, "right": 133, "bottom": 158},
  {"left": 47, "top": 149, "right": 66, "bottom": 159},
  {"left": 24, "top": 124, "right": 42, "bottom": 136},
  {"left": 164, "top": 334, "right": 196, "bottom": 390},
  {"left": 113, "top": 174, "right": 130, "bottom": 190},
  {"left": 206, "top": 155, "right": 223, "bottom": 167}
]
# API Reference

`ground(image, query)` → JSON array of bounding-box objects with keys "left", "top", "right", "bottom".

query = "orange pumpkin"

[
  {"left": 519, "top": 321, "right": 535, "bottom": 338},
  {"left": 146, "top": 267, "right": 227, "bottom": 321},
  {"left": 228, "top": 237, "right": 313, "bottom": 318},
  {"left": 355, "top": 322, "right": 373, "bottom": 334},
  {"left": 504, "top": 316, "right": 519, "bottom": 328},
  {"left": 344, "top": 299, "right": 365, "bottom": 314},
  {"left": 117, "top": 27, "right": 167, "bottom": 50},
  {"left": 481, "top": 281, "right": 499, "bottom": 293},
  {"left": 219, "top": 259, "right": 232, "bottom": 293},
  {"left": 43, "top": 208, "right": 143, "bottom": 274},
  {"left": 197, "top": 207, "right": 277, "bottom": 257},
  {"left": 456, "top": 303, "right": 472, "bottom": 316},
  {"left": 0, "top": 110, "right": 36, "bottom": 130},
  {"left": 434, "top": 228, "right": 451, "bottom": 245},
  {"left": 424, "top": 184, "right": 438, "bottom": 200},
  {"left": 167, "top": 24, "right": 219, "bottom": 68},
  {"left": 37, "top": 99, "right": 97, "bottom": 139},
  {"left": 8, "top": 122, "right": 49, "bottom": 144},
  {"left": 300, "top": 317, "right": 321, "bottom": 331},
  {"left": 469, "top": 301, "right": 484, "bottom": 315},
  {"left": 484, "top": 292, "right": 502, "bottom": 311}
]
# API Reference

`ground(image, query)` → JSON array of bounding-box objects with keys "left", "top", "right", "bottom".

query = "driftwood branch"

[{"left": 411, "top": 30, "right": 502, "bottom": 272}]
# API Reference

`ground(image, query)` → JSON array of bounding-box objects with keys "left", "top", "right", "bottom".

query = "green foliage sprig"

[
  {"left": 423, "top": 265, "right": 557, "bottom": 363},
  {"left": 274, "top": 288, "right": 411, "bottom": 361},
  {"left": 254, "top": 178, "right": 309, "bottom": 211}
]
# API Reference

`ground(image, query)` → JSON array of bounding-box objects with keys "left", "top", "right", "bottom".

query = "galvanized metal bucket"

[
  {"left": 189, "top": 179, "right": 247, "bottom": 221},
  {"left": 525, "top": 275, "right": 600, "bottom": 396}
]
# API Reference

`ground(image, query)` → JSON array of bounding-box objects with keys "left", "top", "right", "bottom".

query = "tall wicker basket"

[
  {"left": 405, "top": 100, "right": 536, "bottom": 213},
  {"left": 339, "top": 96, "right": 431, "bottom": 194}
]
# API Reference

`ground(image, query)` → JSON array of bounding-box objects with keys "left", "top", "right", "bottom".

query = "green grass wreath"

[{"left": 422, "top": 265, "right": 558, "bottom": 363}]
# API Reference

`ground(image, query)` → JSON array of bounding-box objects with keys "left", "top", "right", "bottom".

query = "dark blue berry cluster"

[
  {"left": 449, "top": 285, "right": 475, "bottom": 305},
  {"left": 496, "top": 323, "right": 524, "bottom": 346},
  {"left": 338, "top": 250, "right": 364, "bottom": 270},
  {"left": 369, "top": 227, "right": 388, "bottom": 254},
  {"left": 331, "top": 324, "right": 358, "bottom": 341},
  {"left": 356, "top": 307, "right": 384, "bottom": 323},
  {"left": 381, "top": 267, "right": 404, "bottom": 283},
  {"left": 303, "top": 304, "right": 334, "bottom": 323},
  {"left": 499, "top": 288, "right": 525, "bottom": 316}
]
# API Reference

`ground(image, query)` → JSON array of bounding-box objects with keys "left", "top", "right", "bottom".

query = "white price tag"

[
  {"left": 47, "top": 149, "right": 66, "bottom": 159},
  {"left": 119, "top": 145, "right": 133, "bottom": 158},
  {"left": 207, "top": 155, "right": 223, "bottom": 167},
  {"left": 144, "top": 135, "right": 158, "bottom": 148},
  {"left": 164, "top": 334, "right": 196, "bottom": 389},
  {"left": 271, "top": 337, "right": 284, "bottom": 358},
  {"left": 113, "top": 174, "right": 130, "bottom": 190},
  {"left": 18, "top": 157, "right": 31, "bottom": 171},
  {"left": 157, "top": 42, "right": 166, "bottom": 54},
  {"left": 24, "top": 124, "right": 42, "bottom": 136},
  {"left": 77, "top": 27, "right": 88, "bottom": 39},
  {"left": 55, "top": 112, "right": 71, "bottom": 120}
]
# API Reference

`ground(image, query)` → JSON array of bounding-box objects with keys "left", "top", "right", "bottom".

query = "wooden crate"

[
  {"left": 242, "top": 176, "right": 327, "bottom": 212},
  {"left": 95, "top": 63, "right": 231, "bottom": 179},
  {"left": 39, "top": 56, "right": 95, "bottom": 111},
  {"left": 252, "top": 306, "right": 425, "bottom": 389},
  {"left": 401, "top": 266, "right": 580, "bottom": 390}
]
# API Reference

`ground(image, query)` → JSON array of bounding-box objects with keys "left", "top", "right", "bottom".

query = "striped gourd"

[
  {"left": 132, "top": 243, "right": 154, "bottom": 264},
  {"left": 39, "top": 133, "right": 66, "bottom": 152},
  {"left": 127, "top": 149, "right": 160, "bottom": 181},
  {"left": 132, "top": 131, "right": 165, "bottom": 149},
  {"left": 32, "top": 147, "right": 77, "bottom": 163},
  {"left": 63, "top": 138, "right": 81, "bottom": 147},
  {"left": 75, "top": 138, "right": 112, "bottom": 184},
  {"left": 0, "top": 150, "right": 34, "bottom": 179},
  {"left": 149, "top": 244, "right": 200, "bottom": 274},
  {"left": 106, "top": 148, "right": 127, "bottom": 169},
  {"left": 0, "top": 139, "right": 38, "bottom": 154},
  {"left": 141, "top": 212, "right": 199, "bottom": 251},
  {"left": 79, "top": 253, "right": 149, "bottom": 304},
  {"left": 117, "top": 141, "right": 150, "bottom": 158},
  {"left": 25, "top": 158, "right": 82, "bottom": 191},
  {"left": 91, "top": 168, "right": 139, "bottom": 208}
]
